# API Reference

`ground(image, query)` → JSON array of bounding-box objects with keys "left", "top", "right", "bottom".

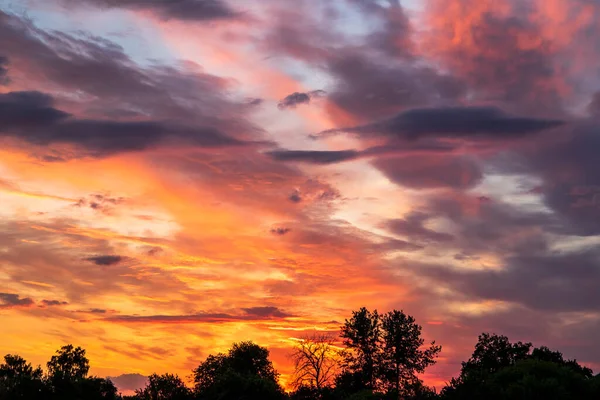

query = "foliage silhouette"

[
  {"left": 2, "top": 310, "right": 600, "bottom": 400},
  {"left": 193, "top": 341, "right": 285, "bottom": 400},
  {"left": 0, "top": 354, "right": 46, "bottom": 400},
  {"left": 337, "top": 308, "right": 440, "bottom": 398},
  {"left": 135, "top": 373, "right": 192, "bottom": 400},
  {"left": 340, "top": 307, "right": 382, "bottom": 391},
  {"left": 441, "top": 333, "right": 598, "bottom": 400}
]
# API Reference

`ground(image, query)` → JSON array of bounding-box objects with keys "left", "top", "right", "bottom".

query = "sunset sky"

[{"left": 1, "top": 0, "right": 600, "bottom": 394}]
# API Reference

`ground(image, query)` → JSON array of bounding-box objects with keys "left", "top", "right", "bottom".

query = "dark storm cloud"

[
  {"left": 373, "top": 155, "right": 483, "bottom": 190},
  {"left": 41, "top": 299, "right": 68, "bottom": 306},
  {"left": 0, "top": 90, "right": 248, "bottom": 157},
  {"left": 320, "top": 106, "right": 564, "bottom": 140},
  {"left": 242, "top": 306, "right": 293, "bottom": 318},
  {"left": 57, "top": 0, "right": 237, "bottom": 21},
  {"left": 105, "top": 309, "right": 293, "bottom": 324},
  {"left": 270, "top": 227, "right": 291, "bottom": 236},
  {"left": 346, "top": 0, "right": 413, "bottom": 58},
  {"left": 289, "top": 190, "right": 302, "bottom": 203},
  {"left": 0, "top": 11, "right": 261, "bottom": 148},
  {"left": 277, "top": 90, "right": 326, "bottom": 110},
  {"left": 490, "top": 123, "right": 600, "bottom": 236},
  {"left": 267, "top": 149, "right": 360, "bottom": 164},
  {"left": 0, "top": 55, "right": 8, "bottom": 84},
  {"left": 0, "top": 91, "right": 70, "bottom": 129},
  {"left": 326, "top": 54, "right": 465, "bottom": 122},
  {"left": 414, "top": 248, "right": 600, "bottom": 313},
  {"left": 588, "top": 92, "right": 600, "bottom": 117},
  {"left": 267, "top": 142, "right": 457, "bottom": 166},
  {"left": 386, "top": 212, "right": 454, "bottom": 243},
  {"left": 86, "top": 255, "right": 123, "bottom": 266},
  {"left": 0, "top": 293, "right": 34, "bottom": 309},
  {"left": 423, "top": 194, "right": 565, "bottom": 255}
]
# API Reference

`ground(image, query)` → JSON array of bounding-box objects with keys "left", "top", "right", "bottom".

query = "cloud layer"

[{"left": 1, "top": 0, "right": 600, "bottom": 390}]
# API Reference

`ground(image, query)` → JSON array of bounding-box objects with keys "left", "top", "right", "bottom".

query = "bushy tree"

[
  {"left": 193, "top": 341, "right": 285, "bottom": 400},
  {"left": 47, "top": 345, "right": 90, "bottom": 382},
  {"left": 481, "top": 359, "right": 593, "bottom": 400},
  {"left": 441, "top": 333, "right": 597, "bottom": 400},
  {"left": 135, "top": 373, "right": 192, "bottom": 400},
  {"left": 0, "top": 354, "right": 46, "bottom": 400}
]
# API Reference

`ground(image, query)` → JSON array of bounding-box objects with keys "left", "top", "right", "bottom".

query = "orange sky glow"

[{"left": 1, "top": 0, "right": 600, "bottom": 395}]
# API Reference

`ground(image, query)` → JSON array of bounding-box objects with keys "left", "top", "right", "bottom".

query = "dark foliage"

[
  {"left": 193, "top": 341, "right": 285, "bottom": 400},
  {"left": 2, "top": 310, "right": 599, "bottom": 400},
  {"left": 441, "top": 333, "right": 599, "bottom": 400}
]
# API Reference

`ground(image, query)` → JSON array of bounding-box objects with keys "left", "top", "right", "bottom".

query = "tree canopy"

[{"left": 1, "top": 309, "right": 599, "bottom": 400}]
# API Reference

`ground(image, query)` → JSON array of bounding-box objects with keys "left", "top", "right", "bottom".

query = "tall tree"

[
  {"left": 340, "top": 307, "right": 381, "bottom": 390},
  {"left": 380, "top": 310, "right": 441, "bottom": 397},
  {"left": 46, "top": 344, "right": 91, "bottom": 400},
  {"left": 47, "top": 345, "right": 90, "bottom": 382},
  {"left": 290, "top": 333, "right": 340, "bottom": 391}
]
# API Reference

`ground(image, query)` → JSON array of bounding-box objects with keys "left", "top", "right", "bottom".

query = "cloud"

[
  {"left": 423, "top": 1, "right": 565, "bottom": 113},
  {"left": 386, "top": 212, "right": 454, "bottom": 243},
  {"left": 57, "top": 0, "right": 238, "bottom": 21},
  {"left": 320, "top": 106, "right": 564, "bottom": 141},
  {"left": 589, "top": 92, "right": 600, "bottom": 117},
  {"left": 0, "top": 11, "right": 263, "bottom": 154},
  {"left": 0, "top": 91, "right": 70, "bottom": 130},
  {"left": 0, "top": 90, "right": 250, "bottom": 158},
  {"left": 277, "top": 90, "right": 326, "bottom": 110},
  {"left": 412, "top": 247, "right": 600, "bottom": 313},
  {"left": 289, "top": 190, "right": 302, "bottom": 203},
  {"left": 267, "top": 149, "right": 360, "bottom": 164},
  {"left": 0, "top": 55, "right": 8, "bottom": 84},
  {"left": 41, "top": 299, "right": 68, "bottom": 306},
  {"left": 107, "top": 373, "right": 148, "bottom": 395},
  {"left": 270, "top": 227, "right": 291, "bottom": 236},
  {"left": 373, "top": 155, "right": 483, "bottom": 190},
  {"left": 267, "top": 143, "right": 457, "bottom": 165},
  {"left": 86, "top": 255, "right": 123, "bottom": 266},
  {"left": 105, "top": 310, "right": 293, "bottom": 324},
  {"left": 0, "top": 293, "right": 34, "bottom": 309},
  {"left": 242, "top": 306, "right": 293, "bottom": 318},
  {"left": 493, "top": 123, "right": 600, "bottom": 236}
]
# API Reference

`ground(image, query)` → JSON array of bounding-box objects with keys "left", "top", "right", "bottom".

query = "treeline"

[{"left": 1, "top": 307, "right": 599, "bottom": 400}]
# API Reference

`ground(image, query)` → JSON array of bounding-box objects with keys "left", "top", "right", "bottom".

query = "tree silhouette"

[
  {"left": 47, "top": 345, "right": 90, "bottom": 382},
  {"left": 0, "top": 354, "right": 46, "bottom": 400},
  {"left": 290, "top": 333, "right": 340, "bottom": 392},
  {"left": 193, "top": 341, "right": 285, "bottom": 400},
  {"left": 530, "top": 346, "right": 594, "bottom": 378},
  {"left": 2, "top": 314, "right": 600, "bottom": 400},
  {"left": 340, "top": 307, "right": 381, "bottom": 390},
  {"left": 79, "top": 377, "right": 119, "bottom": 400},
  {"left": 380, "top": 310, "right": 441, "bottom": 398},
  {"left": 442, "top": 333, "right": 598, "bottom": 400},
  {"left": 475, "top": 359, "right": 593, "bottom": 400},
  {"left": 135, "top": 373, "right": 191, "bottom": 400},
  {"left": 339, "top": 308, "right": 439, "bottom": 398}
]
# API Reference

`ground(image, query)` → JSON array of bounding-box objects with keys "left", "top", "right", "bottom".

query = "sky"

[{"left": 1, "top": 0, "right": 600, "bottom": 394}]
